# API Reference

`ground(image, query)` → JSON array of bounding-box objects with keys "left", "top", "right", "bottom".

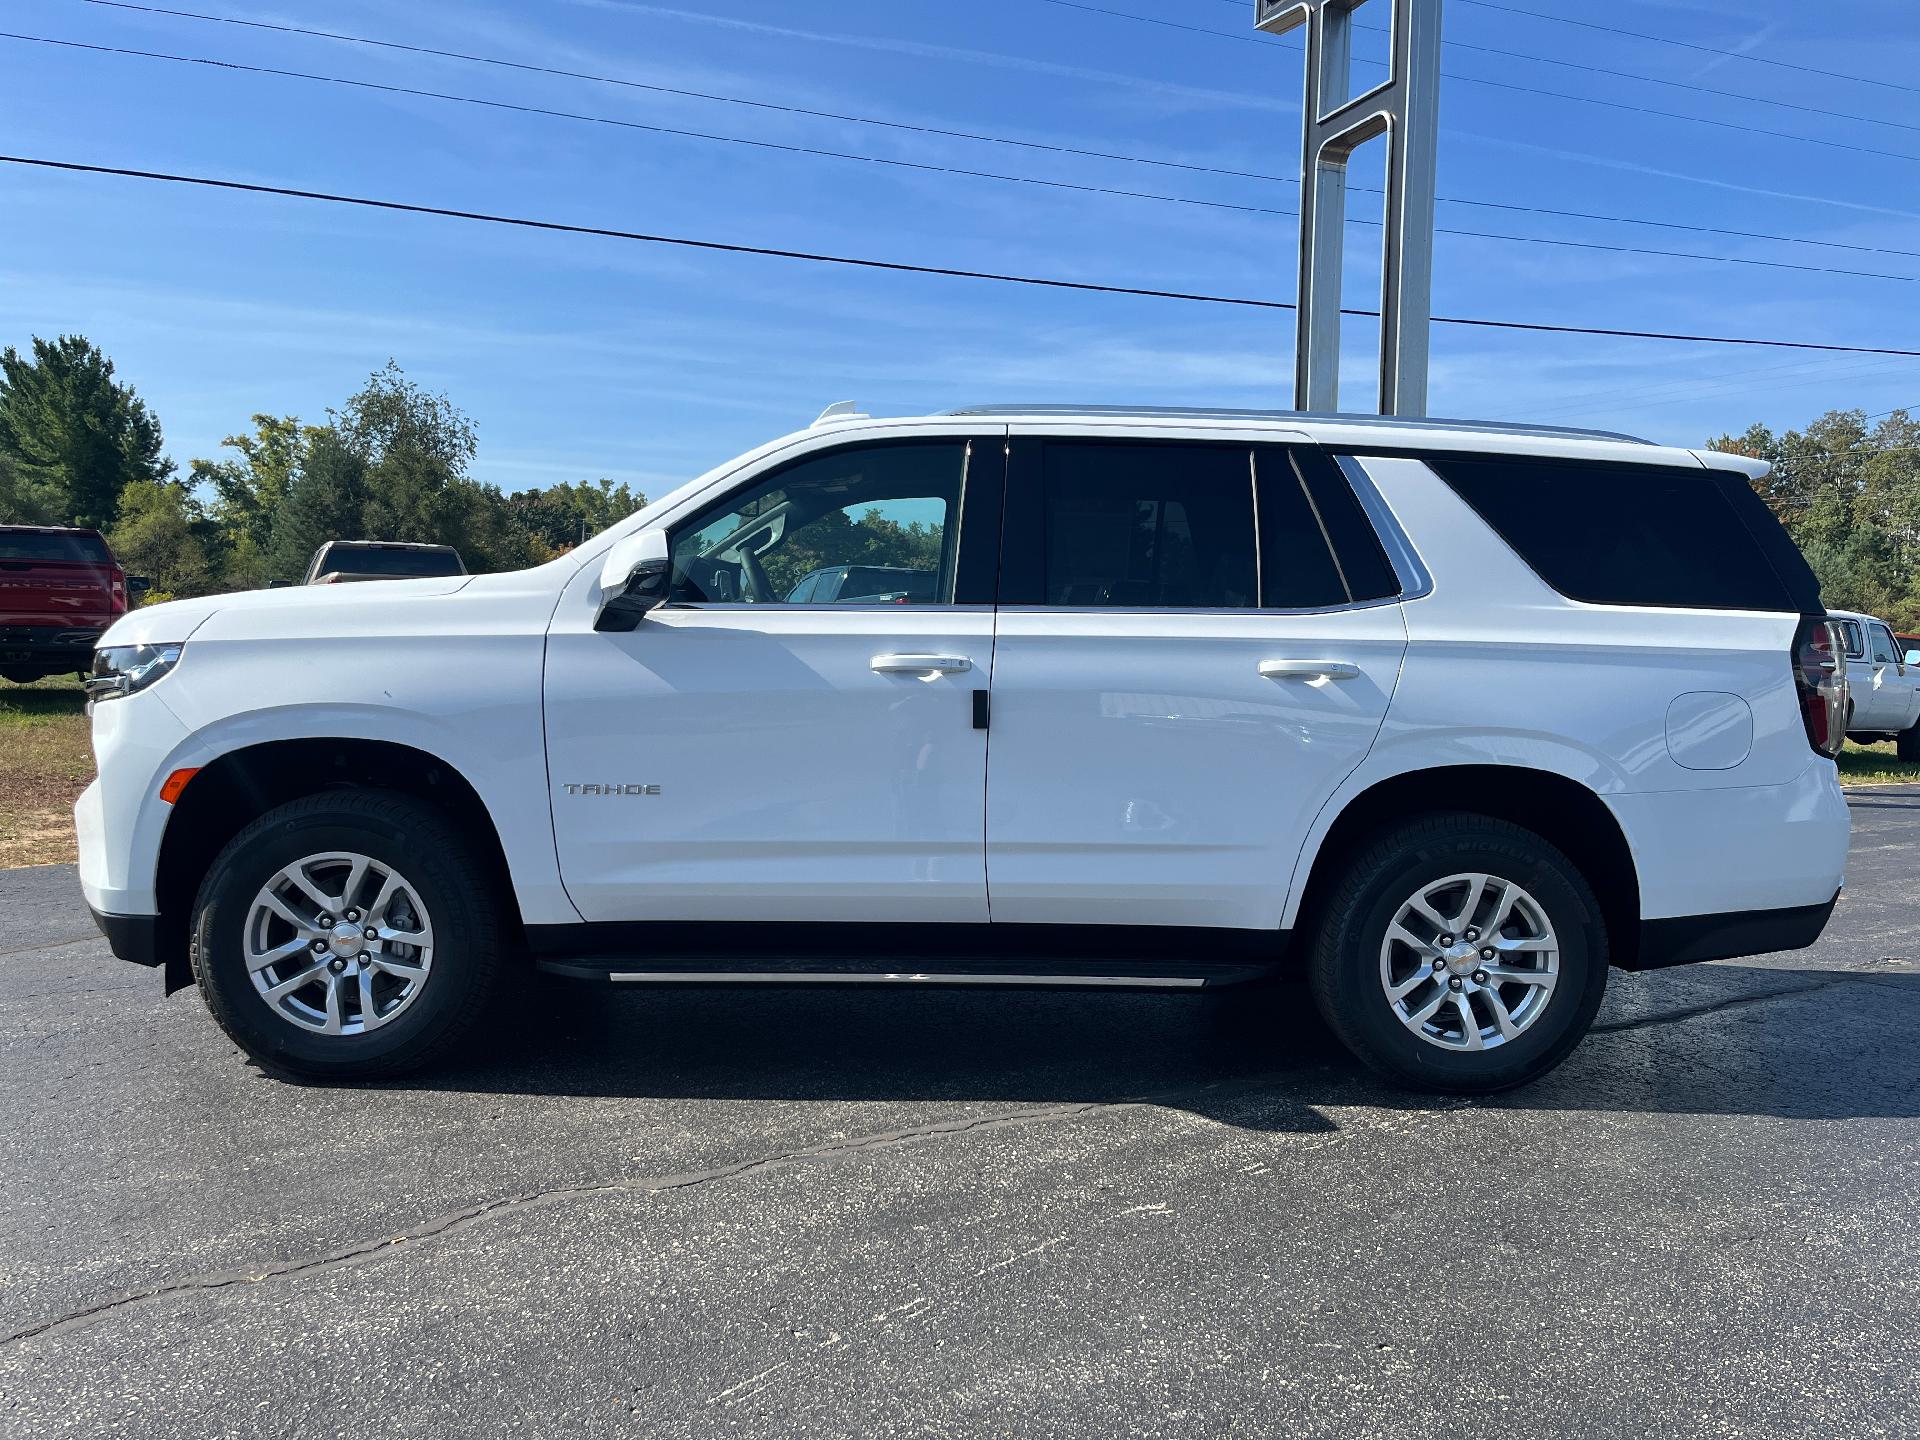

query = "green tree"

[
  {"left": 265, "top": 425, "right": 368, "bottom": 582},
  {"left": 504, "top": 477, "right": 646, "bottom": 556},
  {"left": 1710, "top": 407, "right": 1920, "bottom": 629},
  {"left": 761, "top": 505, "right": 945, "bottom": 596},
  {"left": 107, "top": 479, "right": 217, "bottom": 599},
  {"left": 0, "top": 335, "right": 171, "bottom": 527},
  {"left": 190, "top": 414, "right": 314, "bottom": 586},
  {"left": 339, "top": 360, "right": 478, "bottom": 546}
]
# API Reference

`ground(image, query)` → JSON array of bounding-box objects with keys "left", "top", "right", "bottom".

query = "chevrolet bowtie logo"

[{"left": 563, "top": 783, "right": 661, "bottom": 796}]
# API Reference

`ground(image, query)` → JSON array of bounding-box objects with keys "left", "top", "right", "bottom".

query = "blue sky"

[{"left": 2, "top": 0, "right": 1917, "bottom": 500}]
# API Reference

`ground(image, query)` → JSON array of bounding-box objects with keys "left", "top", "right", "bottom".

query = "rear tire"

[
  {"left": 1899, "top": 725, "right": 1920, "bottom": 763},
  {"left": 1307, "top": 813, "right": 1609, "bottom": 1094},
  {"left": 1, "top": 666, "right": 51, "bottom": 684},
  {"left": 191, "top": 790, "right": 507, "bottom": 1081}
]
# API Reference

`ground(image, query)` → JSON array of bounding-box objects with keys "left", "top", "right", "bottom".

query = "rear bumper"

[
  {"left": 0, "top": 624, "right": 103, "bottom": 669},
  {"left": 87, "top": 902, "right": 159, "bottom": 968},
  {"left": 1625, "top": 890, "right": 1841, "bottom": 971}
]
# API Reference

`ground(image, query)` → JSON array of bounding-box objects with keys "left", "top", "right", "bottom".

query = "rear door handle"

[
  {"left": 1258, "top": 659, "right": 1360, "bottom": 681},
  {"left": 871, "top": 654, "right": 972, "bottom": 675}
]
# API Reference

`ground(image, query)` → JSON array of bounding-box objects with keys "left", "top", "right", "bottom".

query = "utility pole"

[{"left": 1256, "top": 0, "right": 1444, "bottom": 417}]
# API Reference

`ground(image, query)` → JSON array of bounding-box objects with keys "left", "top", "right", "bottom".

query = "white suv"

[{"left": 76, "top": 406, "right": 1852, "bottom": 1092}]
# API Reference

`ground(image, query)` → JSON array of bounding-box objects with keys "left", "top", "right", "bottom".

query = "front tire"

[
  {"left": 191, "top": 790, "right": 507, "bottom": 1080},
  {"left": 1307, "top": 814, "right": 1609, "bottom": 1093},
  {"left": 1898, "top": 724, "right": 1920, "bottom": 762}
]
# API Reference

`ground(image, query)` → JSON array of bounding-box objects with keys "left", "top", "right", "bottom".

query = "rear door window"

[
  {"left": 1428, "top": 457, "right": 1804, "bottom": 611},
  {"left": 1255, "top": 448, "right": 1398, "bottom": 607},
  {"left": 998, "top": 440, "right": 1400, "bottom": 611},
  {"left": 1038, "top": 443, "right": 1256, "bottom": 608}
]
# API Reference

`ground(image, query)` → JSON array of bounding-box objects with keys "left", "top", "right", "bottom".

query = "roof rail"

[{"left": 936, "top": 404, "right": 1652, "bottom": 445}]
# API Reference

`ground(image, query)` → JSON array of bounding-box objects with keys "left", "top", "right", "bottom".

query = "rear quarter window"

[{"left": 1428, "top": 457, "right": 1806, "bottom": 612}]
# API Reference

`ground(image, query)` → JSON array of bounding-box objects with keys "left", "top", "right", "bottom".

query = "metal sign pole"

[{"left": 1256, "top": 0, "right": 1443, "bottom": 417}]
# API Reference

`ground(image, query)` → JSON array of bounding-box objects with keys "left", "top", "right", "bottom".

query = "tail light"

[
  {"left": 109, "top": 565, "right": 128, "bottom": 613},
  {"left": 1793, "top": 615, "right": 1847, "bottom": 758}
]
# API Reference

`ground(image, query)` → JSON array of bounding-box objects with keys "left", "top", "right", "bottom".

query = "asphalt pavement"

[{"left": 1, "top": 793, "right": 1917, "bottom": 1438}]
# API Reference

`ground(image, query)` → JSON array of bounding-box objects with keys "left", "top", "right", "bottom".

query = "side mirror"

[
  {"left": 127, "top": 575, "right": 151, "bottom": 596},
  {"left": 1906, "top": 651, "right": 1920, "bottom": 667},
  {"left": 594, "top": 529, "right": 672, "bottom": 632}
]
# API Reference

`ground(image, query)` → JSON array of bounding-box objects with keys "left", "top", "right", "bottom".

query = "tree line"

[
  {"left": 0, "top": 336, "right": 643, "bottom": 601},
  {"left": 3, "top": 332, "right": 1916, "bottom": 624},
  {"left": 1711, "top": 410, "right": 1920, "bottom": 630}
]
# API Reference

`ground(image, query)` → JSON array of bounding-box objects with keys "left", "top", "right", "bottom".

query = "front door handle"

[
  {"left": 1259, "top": 659, "right": 1360, "bottom": 681},
  {"left": 871, "top": 654, "right": 972, "bottom": 675}
]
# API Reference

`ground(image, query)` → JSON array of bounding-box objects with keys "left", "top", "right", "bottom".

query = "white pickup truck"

[{"left": 1830, "top": 608, "right": 1920, "bottom": 758}]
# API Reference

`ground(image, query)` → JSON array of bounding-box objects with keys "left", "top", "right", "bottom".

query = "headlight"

[{"left": 87, "top": 642, "right": 185, "bottom": 701}]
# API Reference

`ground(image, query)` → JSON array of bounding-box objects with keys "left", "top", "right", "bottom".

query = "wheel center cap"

[
  {"left": 1444, "top": 941, "right": 1479, "bottom": 974},
  {"left": 328, "top": 922, "right": 363, "bottom": 959}
]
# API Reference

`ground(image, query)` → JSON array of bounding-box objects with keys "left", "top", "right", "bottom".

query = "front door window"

[{"left": 668, "top": 444, "right": 962, "bottom": 607}]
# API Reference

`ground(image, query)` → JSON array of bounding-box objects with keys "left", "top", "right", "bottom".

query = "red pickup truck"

[{"left": 0, "top": 526, "right": 142, "bottom": 684}]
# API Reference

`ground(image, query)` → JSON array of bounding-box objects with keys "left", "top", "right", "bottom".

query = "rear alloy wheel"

[
  {"left": 192, "top": 790, "right": 505, "bottom": 1080},
  {"left": 1309, "top": 814, "right": 1608, "bottom": 1093},
  {"left": 1378, "top": 871, "right": 1561, "bottom": 1053}
]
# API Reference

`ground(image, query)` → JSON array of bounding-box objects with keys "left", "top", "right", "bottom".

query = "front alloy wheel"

[
  {"left": 245, "top": 852, "right": 435, "bottom": 1036},
  {"left": 191, "top": 790, "right": 504, "bottom": 1080}
]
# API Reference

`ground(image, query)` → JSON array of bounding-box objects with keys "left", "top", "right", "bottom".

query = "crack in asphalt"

[
  {"left": 4, "top": 958, "right": 1913, "bottom": 1350},
  {"left": 0, "top": 935, "right": 99, "bottom": 959},
  {"left": 0, "top": 1095, "right": 1150, "bottom": 1348}
]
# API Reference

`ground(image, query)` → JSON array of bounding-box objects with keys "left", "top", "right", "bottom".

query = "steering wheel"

[{"left": 740, "top": 547, "right": 776, "bottom": 604}]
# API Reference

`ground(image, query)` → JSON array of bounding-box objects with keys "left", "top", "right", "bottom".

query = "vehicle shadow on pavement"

[{"left": 411, "top": 964, "right": 1920, "bottom": 1128}]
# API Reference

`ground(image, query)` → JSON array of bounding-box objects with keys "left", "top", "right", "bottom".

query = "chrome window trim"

[
  {"left": 1335, "top": 453, "right": 1434, "bottom": 602},
  {"left": 991, "top": 597, "right": 1402, "bottom": 619},
  {"left": 659, "top": 602, "right": 994, "bottom": 614}
]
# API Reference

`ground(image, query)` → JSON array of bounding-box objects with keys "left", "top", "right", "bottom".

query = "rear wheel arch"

[
  {"left": 1291, "top": 765, "right": 1642, "bottom": 970},
  {"left": 154, "top": 738, "right": 520, "bottom": 990}
]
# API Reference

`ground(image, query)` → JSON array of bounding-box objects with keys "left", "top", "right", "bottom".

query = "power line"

[
  {"left": 9, "top": 152, "right": 1920, "bottom": 359},
  {"left": 57, "top": 0, "right": 1920, "bottom": 263},
  {"left": 1174, "top": 0, "right": 1920, "bottom": 135},
  {"left": 13, "top": 29, "right": 1920, "bottom": 291},
  {"left": 1196, "top": 0, "right": 1920, "bottom": 100},
  {"left": 0, "top": 33, "right": 1301, "bottom": 222},
  {"left": 1450, "top": 0, "right": 1920, "bottom": 99},
  {"left": 1040, "top": 0, "right": 1920, "bottom": 164}
]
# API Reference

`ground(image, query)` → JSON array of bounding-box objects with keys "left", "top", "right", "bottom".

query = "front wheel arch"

[{"left": 155, "top": 738, "right": 521, "bottom": 992}]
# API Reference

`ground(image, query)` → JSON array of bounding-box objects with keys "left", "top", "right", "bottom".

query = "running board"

[{"left": 535, "top": 957, "right": 1273, "bottom": 989}]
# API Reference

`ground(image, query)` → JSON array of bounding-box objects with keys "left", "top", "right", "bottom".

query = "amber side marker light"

[{"left": 159, "top": 768, "right": 201, "bottom": 804}]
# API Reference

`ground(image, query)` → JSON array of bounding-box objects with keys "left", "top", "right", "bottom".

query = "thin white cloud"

[{"left": 559, "top": 0, "right": 1300, "bottom": 116}]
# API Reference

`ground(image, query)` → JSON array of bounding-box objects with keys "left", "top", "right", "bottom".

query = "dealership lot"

[{"left": 1, "top": 793, "right": 1916, "bottom": 1438}]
